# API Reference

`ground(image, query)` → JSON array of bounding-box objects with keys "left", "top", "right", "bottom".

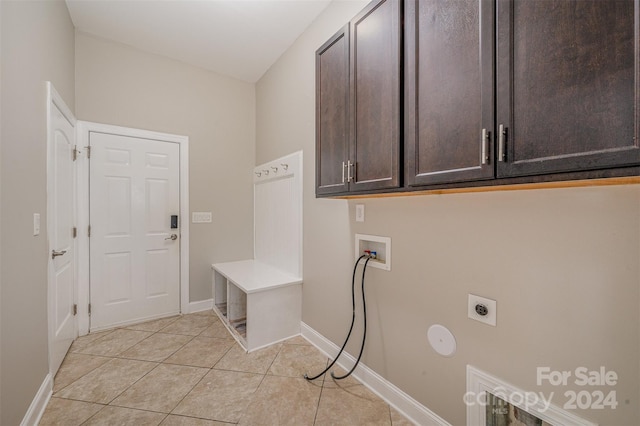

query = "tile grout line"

[
  {"left": 77, "top": 405, "right": 171, "bottom": 426},
  {"left": 67, "top": 333, "right": 113, "bottom": 356},
  {"left": 105, "top": 319, "right": 216, "bottom": 414},
  {"left": 71, "top": 329, "right": 154, "bottom": 359},
  {"left": 263, "top": 342, "right": 285, "bottom": 376},
  {"left": 118, "top": 315, "right": 182, "bottom": 348},
  {"left": 311, "top": 357, "right": 332, "bottom": 426},
  {"left": 114, "top": 313, "right": 218, "bottom": 364},
  {"left": 46, "top": 315, "right": 213, "bottom": 424},
  {"left": 103, "top": 326, "right": 167, "bottom": 407},
  {"left": 117, "top": 333, "right": 198, "bottom": 363},
  {"left": 162, "top": 316, "right": 241, "bottom": 421},
  {"left": 73, "top": 316, "right": 217, "bottom": 422},
  {"left": 51, "top": 355, "right": 113, "bottom": 396},
  {"left": 166, "top": 344, "right": 236, "bottom": 418},
  {"left": 66, "top": 325, "right": 172, "bottom": 407},
  {"left": 233, "top": 342, "right": 284, "bottom": 425},
  {"left": 103, "top": 359, "right": 162, "bottom": 406},
  {"left": 78, "top": 403, "right": 108, "bottom": 426},
  {"left": 299, "top": 344, "right": 335, "bottom": 424},
  {"left": 168, "top": 365, "right": 244, "bottom": 425},
  {"left": 47, "top": 313, "right": 410, "bottom": 425}
]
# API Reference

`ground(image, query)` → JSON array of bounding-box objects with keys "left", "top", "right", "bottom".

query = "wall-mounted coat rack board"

[{"left": 212, "top": 151, "right": 303, "bottom": 352}]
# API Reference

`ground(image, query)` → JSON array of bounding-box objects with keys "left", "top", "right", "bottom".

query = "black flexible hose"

[
  {"left": 331, "top": 256, "right": 371, "bottom": 380},
  {"left": 304, "top": 254, "right": 368, "bottom": 381}
]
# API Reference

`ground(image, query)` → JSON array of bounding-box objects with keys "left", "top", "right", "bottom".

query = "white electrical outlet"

[
  {"left": 355, "top": 204, "right": 365, "bottom": 222},
  {"left": 468, "top": 294, "right": 497, "bottom": 326},
  {"left": 192, "top": 212, "right": 212, "bottom": 223}
]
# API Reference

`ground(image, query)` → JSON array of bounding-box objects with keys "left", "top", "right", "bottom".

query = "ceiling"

[{"left": 65, "top": 0, "right": 332, "bottom": 83}]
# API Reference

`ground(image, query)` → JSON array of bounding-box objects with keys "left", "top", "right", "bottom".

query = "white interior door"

[
  {"left": 48, "top": 93, "right": 77, "bottom": 376},
  {"left": 89, "top": 132, "right": 180, "bottom": 330}
]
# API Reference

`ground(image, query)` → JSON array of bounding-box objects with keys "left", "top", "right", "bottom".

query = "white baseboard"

[
  {"left": 89, "top": 310, "right": 181, "bottom": 333},
  {"left": 301, "top": 322, "right": 451, "bottom": 426},
  {"left": 20, "top": 373, "right": 52, "bottom": 426},
  {"left": 188, "top": 298, "right": 213, "bottom": 314}
]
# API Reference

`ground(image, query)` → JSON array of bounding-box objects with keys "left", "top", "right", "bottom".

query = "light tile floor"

[{"left": 40, "top": 311, "right": 414, "bottom": 425}]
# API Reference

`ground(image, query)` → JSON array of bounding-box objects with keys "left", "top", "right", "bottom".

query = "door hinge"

[
  {"left": 481, "top": 128, "right": 490, "bottom": 165},
  {"left": 72, "top": 226, "right": 77, "bottom": 238},
  {"left": 88, "top": 225, "right": 91, "bottom": 237},
  {"left": 72, "top": 146, "right": 78, "bottom": 161},
  {"left": 73, "top": 304, "right": 78, "bottom": 316},
  {"left": 88, "top": 303, "right": 92, "bottom": 316},
  {"left": 85, "top": 145, "right": 92, "bottom": 159},
  {"left": 498, "top": 124, "right": 506, "bottom": 162}
]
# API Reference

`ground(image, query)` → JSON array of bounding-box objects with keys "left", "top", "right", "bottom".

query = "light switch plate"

[
  {"left": 355, "top": 204, "right": 365, "bottom": 222},
  {"left": 192, "top": 212, "right": 212, "bottom": 223}
]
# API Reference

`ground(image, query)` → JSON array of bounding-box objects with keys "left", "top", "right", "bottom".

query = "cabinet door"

[
  {"left": 316, "top": 25, "right": 350, "bottom": 196},
  {"left": 496, "top": 0, "right": 640, "bottom": 178},
  {"left": 405, "top": 0, "right": 494, "bottom": 186},
  {"left": 349, "top": 0, "right": 402, "bottom": 192}
]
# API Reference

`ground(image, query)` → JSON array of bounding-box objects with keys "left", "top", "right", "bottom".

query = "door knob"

[
  {"left": 165, "top": 234, "right": 178, "bottom": 241},
  {"left": 51, "top": 249, "right": 67, "bottom": 259}
]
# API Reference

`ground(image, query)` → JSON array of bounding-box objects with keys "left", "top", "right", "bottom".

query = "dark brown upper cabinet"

[
  {"left": 496, "top": 0, "right": 640, "bottom": 178},
  {"left": 317, "top": 0, "right": 640, "bottom": 198},
  {"left": 316, "top": 0, "right": 402, "bottom": 196},
  {"left": 349, "top": 0, "right": 402, "bottom": 192},
  {"left": 405, "top": 0, "right": 495, "bottom": 186},
  {"left": 316, "top": 25, "right": 350, "bottom": 196}
]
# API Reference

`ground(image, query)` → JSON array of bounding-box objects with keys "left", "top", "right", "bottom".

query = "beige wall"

[
  {"left": 75, "top": 33, "right": 255, "bottom": 302},
  {"left": 256, "top": 1, "right": 640, "bottom": 424},
  {"left": 0, "top": 1, "right": 75, "bottom": 424}
]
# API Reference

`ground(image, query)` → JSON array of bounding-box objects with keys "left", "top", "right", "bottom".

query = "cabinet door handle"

[
  {"left": 342, "top": 161, "right": 346, "bottom": 183},
  {"left": 347, "top": 161, "right": 354, "bottom": 182},
  {"left": 498, "top": 124, "right": 506, "bottom": 162},
  {"left": 481, "top": 128, "right": 489, "bottom": 165}
]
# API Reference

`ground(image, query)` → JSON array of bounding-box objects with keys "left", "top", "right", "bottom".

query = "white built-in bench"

[
  {"left": 212, "top": 260, "right": 302, "bottom": 352},
  {"left": 211, "top": 151, "right": 303, "bottom": 352}
]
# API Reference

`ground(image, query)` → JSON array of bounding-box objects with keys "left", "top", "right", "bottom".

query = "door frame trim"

[
  {"left": 76, "top": 121, "right": 190, "bottom": 335},
  {"left": 46, "top": 82, "right": 77, "bottom": 376}
]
